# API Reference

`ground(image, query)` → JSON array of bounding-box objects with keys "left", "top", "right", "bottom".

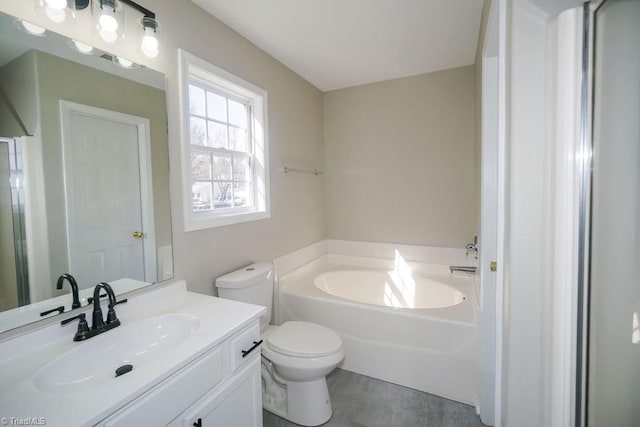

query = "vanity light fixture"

[
  {"left": 42, "top": 0, "right": 68, "bottom": 23},
  {"left": 32, "top": 0, "right": 161, "bottom": 60},
  {"left": 122, "top": 0, "right": 161, "bottom": 59},
  {"left": 94, "top": 0, "right": 122, "bottom": 43},
  {"left": 36, "top": 0, "right": 89, "bottom": 24},
  {"left": 91, "top": 0, "right": 161, "bottom": 58},
  {"left": 140, "top": 16, "right": 159, "bottom": 58}
]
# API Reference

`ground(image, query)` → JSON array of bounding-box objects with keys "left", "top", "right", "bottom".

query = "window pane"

[
  {"left": 207, "top": 121, "right": 228, "bottom": 148},
  {"left": 213, "top": 155, "right": 232, "bottom": 180},
  {"left": 213, "top": 182, "right": 232, "bottom": 209},
  {"left": 233, "top": 156, "right": 251, "bottom": 182},
  {"left": 189, "top": 85, "right": 206, "bottom": 116},
  {"left": 233, "top": 181, "right": 251, "bottom": 208},
  {"left": 192, "top": 182, "right": 212, "bottom": 212},
  {"left": 228, "top": 99, "right": 247, "bottom": 128},
  {"left": 190, "top": 117, "right": 206, "bottom": 146},
  {"left": 191, "top": 152, "right": 211, "bottom": 180},
  {"left": 229, "top": 127, "right": 248, "bottom": 152},
  {"left": 207, "top": 91, "right": 227, "bottom": 122}
]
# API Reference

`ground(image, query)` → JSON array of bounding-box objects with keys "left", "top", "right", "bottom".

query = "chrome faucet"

[
  {"left": 465, "top": 236, "right": 478, "bottom": 259},
  {"left": 56, "top": 273, "right": 81, "bottom": 309},
  {"left": 61, "top": 282, "right": 124, "bottom": 341}
]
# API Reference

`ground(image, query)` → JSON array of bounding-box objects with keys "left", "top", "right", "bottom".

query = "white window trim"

[{"left": 178, "top": 49, "right": 270, "bottom": 231}]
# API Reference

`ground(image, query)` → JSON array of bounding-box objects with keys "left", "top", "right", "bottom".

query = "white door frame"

[
  {"left": 478, "top": 0, "right": 506, "bottom": 425},
  {"left": 59, "top": 100, "right": 156, "bottom": 283},
  {"left": 480, "top": 40, "right": 499, "bottom": 427},
  {"left": 495, "top": 0, "right": 507, "bottom": 423}
]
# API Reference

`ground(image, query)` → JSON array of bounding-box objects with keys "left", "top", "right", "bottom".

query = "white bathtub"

[
  {"left": 277, "top": 253, "right": 479, "bottom": 405},
  {"left": 314, "top": 270, "right": 467, "bottom": 309}
]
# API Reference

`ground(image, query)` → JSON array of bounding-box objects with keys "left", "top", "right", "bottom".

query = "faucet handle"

[
  {"left": 106, "top": 305, "right": 121, "bottom": 325},
  {"left": 61, "top": 313, "right": 91, "bottom": 340},
  {"left": 61, "top": 312, "right": 86, "bottom": 326},
  {"left": 40, "top": 305, "right": 65, "bottom": 317}
]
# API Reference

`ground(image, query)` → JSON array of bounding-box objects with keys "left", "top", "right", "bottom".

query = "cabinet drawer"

[
  {"left": 173, "top": 355, "right": 262, "bottom": 427},
  {"left": 229, "top": 322, "right": 262, "bottom": 372},
  {"left": 101, "top": 347, "right": 223, "bottom": 426}
]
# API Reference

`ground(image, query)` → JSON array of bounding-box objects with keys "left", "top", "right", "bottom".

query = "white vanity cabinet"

[
  {"left": 173, "top": 356, "right": 262, "bottom": 427},
  {"left": 99, "top": 321, "right": 263, "bottom": 427},
  {"left": 0, "top": 281, "right": 266, "bottom": 426}
]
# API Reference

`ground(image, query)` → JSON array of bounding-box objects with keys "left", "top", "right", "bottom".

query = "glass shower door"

[
  {"left": 587, "top": 0, "right": 640, "bottom": 425},
  {"left": 0, "top": 137, "right": 28, "bottom": 310}
]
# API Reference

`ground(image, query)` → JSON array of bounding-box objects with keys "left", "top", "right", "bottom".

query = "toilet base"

[
  {"left": 262, "top": 361, "right": 332, "bottom": 426},
  {"left": 285, "top": 377, "right": 332, "bottom": 426}
]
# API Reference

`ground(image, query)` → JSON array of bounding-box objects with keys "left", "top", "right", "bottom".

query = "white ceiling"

[{"left": 191, "top": 0, "right": 484, "bottom": 92}]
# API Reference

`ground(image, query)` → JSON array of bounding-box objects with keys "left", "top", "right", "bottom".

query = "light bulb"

[
  {"left": 116, "top": 57, "right": 133, "bottom": 68},
  {"left": 72, "top": 40, "right": 94, "bottom": 54},
  {"left": 20, "top": 21, "right": 46, "bottom": 35},
  {"left": 94, "top": 0, "right": 120, "bottom": 43},
  {"left": 141, "top": 27, "right": 159, "bottom": 58},
  {"left": 98, "top": 12, "right": 118, "bottom": 32},
  {"left": 45, "top": 6, "right": 66, "bottom": 23},
  {"left": 98, "top": 29, "right": 118, "bottom": 43},
  {"left": 44, "top": 0, "right": 67, "bottom": 9}
]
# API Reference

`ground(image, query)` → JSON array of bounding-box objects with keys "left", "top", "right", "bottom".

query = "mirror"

[{"left": 0, "top": 11, "right": 173, "bottom": 333}]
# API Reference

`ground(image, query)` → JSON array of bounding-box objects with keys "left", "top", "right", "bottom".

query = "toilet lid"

[{"left": 266, "top": 321, "right": 342, "bottom": 358}]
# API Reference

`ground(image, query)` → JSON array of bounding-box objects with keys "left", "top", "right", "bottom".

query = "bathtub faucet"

[
  {"left": 465, "top": 236, "right": 478, "bottom": 259},
  {"left": 449, "top": 266, "right": 477, "bottom": 274}
]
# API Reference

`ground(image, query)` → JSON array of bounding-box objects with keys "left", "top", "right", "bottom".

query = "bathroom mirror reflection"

[{"left": 0, "top": 10, "right": 173, "bottom": 333}]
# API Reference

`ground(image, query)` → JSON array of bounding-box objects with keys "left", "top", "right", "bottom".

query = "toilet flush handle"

[{"left": 241, "top": 340, "right": 263, "bottom": 358}]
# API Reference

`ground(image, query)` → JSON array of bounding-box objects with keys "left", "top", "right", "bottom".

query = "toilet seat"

[{"left": 266, "top": 321, "right": 342, "bottom": 358}]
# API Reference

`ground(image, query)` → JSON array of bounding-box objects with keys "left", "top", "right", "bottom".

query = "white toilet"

[{"left": 215, "top": 263, "right": 344, "bottom": 427}]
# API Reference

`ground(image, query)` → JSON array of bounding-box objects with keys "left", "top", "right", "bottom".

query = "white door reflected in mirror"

[{"left": 61, "top": 101, "right": 156, "bottom": 288}]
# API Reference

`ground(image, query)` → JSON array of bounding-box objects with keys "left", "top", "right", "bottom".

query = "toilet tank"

[{"left": 215, "top": 262, "right": 273, "bottom": 329}]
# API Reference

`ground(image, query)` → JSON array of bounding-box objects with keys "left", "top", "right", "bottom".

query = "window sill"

[{"left": 185, "top": 209, "right": 270, "bottom": 232}]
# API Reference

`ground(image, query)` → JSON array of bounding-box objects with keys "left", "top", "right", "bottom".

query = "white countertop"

[{"left": 0, "top": 280, "right": 265, "bottom": 426}]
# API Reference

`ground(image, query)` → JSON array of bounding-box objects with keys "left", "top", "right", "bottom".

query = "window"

[{"left": 179, "top": 50, "right": 269, "bottom": 230}]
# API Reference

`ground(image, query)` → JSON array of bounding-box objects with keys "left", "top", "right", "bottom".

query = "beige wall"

[
  {"left": 0, "top": 51, "right": 38, "bottom": 137},
  {"left": 323, "top": 66, "right": 476, "bottom": 248},
  {"left": 475, "top": 0, "right": 493, "bottom": 239},
  {"left": 158, "top": 2, "right": 325, "bottom": 295}
]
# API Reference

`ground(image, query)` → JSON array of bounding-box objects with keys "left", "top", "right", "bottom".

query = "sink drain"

[{"left": 115, "top": 364, "right": 133, "bottom": 378}]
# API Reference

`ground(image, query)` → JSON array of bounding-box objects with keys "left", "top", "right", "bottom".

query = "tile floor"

[{"left": 263, "top": 368, "right": 486, "bottom": 427}]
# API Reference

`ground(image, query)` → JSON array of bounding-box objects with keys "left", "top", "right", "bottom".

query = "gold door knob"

[{"left": 133, "top": 231, "right": 145, "bottom": 238}]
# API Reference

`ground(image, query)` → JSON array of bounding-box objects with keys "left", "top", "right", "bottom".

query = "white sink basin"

[{"left": 33, "top": 313, "right": 200, "bottom": 393}]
